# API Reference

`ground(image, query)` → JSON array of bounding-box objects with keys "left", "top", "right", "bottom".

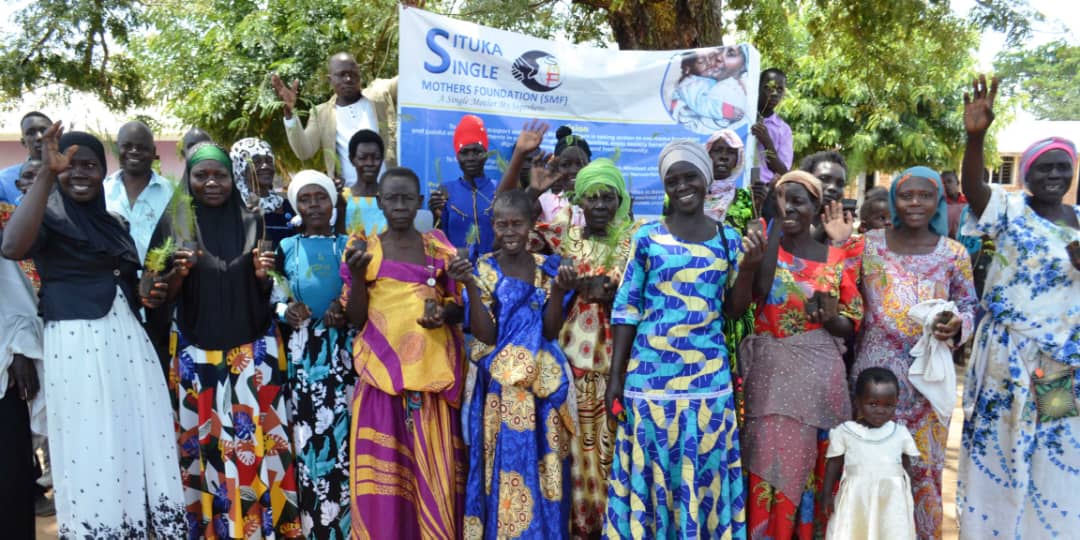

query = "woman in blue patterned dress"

[
  {"left": 604, "top": 139, "right": 764, "bottom": 539},
  {"left": 956, "top": 76, "right": 1080, "bottom": 538},
  {"left": 275, "top": 171, "right": 355, "bottom": 538},
  {"left": 454, "top": 189, "right": 579, "bottom": 539}
]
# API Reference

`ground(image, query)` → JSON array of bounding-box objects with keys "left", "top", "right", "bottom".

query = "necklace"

[{"left": 423, "top": 234, "right": 437, "bottom": 288}]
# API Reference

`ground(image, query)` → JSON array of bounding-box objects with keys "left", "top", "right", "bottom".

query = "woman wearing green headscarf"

[
  {"left": 144, "top": 142, "right": 302, "bottom": 538},
  {"left": 547, "top": 158, "right": 638, "bottom": 538}
]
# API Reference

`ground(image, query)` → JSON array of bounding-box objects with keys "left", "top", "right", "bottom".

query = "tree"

[
  {"left": 994, "top": 40, "right": 1080, "bottom": 121},
  {"left": 738, "top": 0, "right": 983, "bottom": 173},
  {"left": 0, "top": 0, "right": 145, "bottom": 110},
  {"left": 2, "top": 0, "right": 1006, "bottom": 175}
]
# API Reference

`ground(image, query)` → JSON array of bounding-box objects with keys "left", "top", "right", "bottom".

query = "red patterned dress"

[{"left": 745, "top": 239, "right": 863, "bottom": 540}]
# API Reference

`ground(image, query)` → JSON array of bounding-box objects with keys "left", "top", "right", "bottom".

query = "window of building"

[{"left": 988, "top": 155, "right": 1016, "bottom": 185}]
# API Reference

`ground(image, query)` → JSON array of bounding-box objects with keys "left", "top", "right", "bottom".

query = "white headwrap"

[
  {"left": 288, "top": 170, "right": 339, "bottom": 220},
  {"left": 230, "top": 137, "right": 284, "bottom": 213},
  {"left": 659, "top": 138, "right": 713, "bottom": 181}
]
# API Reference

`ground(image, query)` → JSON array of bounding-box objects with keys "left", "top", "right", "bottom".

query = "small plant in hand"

[{"left": 139, "top": 236, "right": 177, "bottom": 298}]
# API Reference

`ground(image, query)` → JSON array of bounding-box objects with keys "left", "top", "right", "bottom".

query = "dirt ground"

[{"left": 36, "top": 369, "right": 968, "bottom": 539}]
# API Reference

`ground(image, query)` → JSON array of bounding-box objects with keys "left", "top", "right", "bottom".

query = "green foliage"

[
  {"left": 0, "top": 0, "right": 145, "bottom": 110},
  {"left": 1, "top": 0, "right": 1032, "bottom": 178},
  {"left": 994, "top": 40, "right": 1080, "bottom": 121},
  {"left": 125, "top": 0, "right": 402, "bottom": 171},
  {"left": 740, "top": 0, "right": 984, "bottom": 173},
  {"left": 164, "top": 179, "right": 198, "bottom": 244},
  {"left": 145, "top": 236, "right": 176, "bottom": 273}
]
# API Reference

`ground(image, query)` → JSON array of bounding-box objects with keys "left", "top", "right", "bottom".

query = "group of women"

[{"left": 0, "top": 73, "right": 1077, "bottom": 540}]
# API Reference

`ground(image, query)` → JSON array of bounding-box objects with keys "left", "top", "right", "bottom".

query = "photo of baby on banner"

[{"left": 662, "top": 44, "right": 754, "bottom": 134}]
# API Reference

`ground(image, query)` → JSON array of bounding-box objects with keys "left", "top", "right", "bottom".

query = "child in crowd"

[
  {"left": 453, "top": 189, "right": 578, "bottom": 539},
  {"left": 857, "top": 187, "right": 891, "bottom": 233},
  {"left": 821, "top": 367, "right": 918, "bottom": 540}
]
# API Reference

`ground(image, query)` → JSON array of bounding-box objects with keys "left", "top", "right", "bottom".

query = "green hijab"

[{"left": 573, "top": 158, "right": 631, "bottom": 224}]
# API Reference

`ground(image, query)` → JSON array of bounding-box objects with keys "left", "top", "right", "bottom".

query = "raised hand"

[
  {"left": 428, "top": 187, "right": 448, "bottom": 219},
  {"left": 345, "top": 240, "right": 373, "bottom": 277},
  {"left": 270, "top": 73, "right": 300, "bottom": 119},
  {"left": 447, "top": 255, "right": 475, "bottom": 285},
  {"left": 740, "top": 228, "right": 766, "bottom": 271},
  {"left": 751, "top": 122, "right": 775, "bottom": 152},
  {"left": 822, "top": 200, "right": 854, "bottom": 244},
  {"left": 40, "top": 121, "right": 77, "bottom": 174},
  {"left": 515, "top": 120, "right": 549, "bottom": 156},
  {"left": 528, "top": 152, "right": 560, "bottom": 194},
  {"left": 172, "top": 248, "right": 199, "bottom": 278},
  {"left": 963, "top": 74, "right": 999, "bottom": 136},
  {"left": 554, "top": 259, "right": 579, "bottom": 292},
  {"left": 253, "top": 247, "right": 276, "bottom": 280}
]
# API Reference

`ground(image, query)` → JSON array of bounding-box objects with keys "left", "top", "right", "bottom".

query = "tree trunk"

[{"left": 574, "top": 0, "right": 725, "bottom": 49}]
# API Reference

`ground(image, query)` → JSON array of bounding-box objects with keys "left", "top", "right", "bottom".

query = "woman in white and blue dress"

[
  {"left": 1, "top": 123, "right": 185, "bottom": 538},
  {"left": 956, "top": 76, "right": 1080, "bottom": 538}
]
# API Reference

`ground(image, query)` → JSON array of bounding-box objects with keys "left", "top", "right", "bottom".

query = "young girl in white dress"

[{"left": 821, "top": 367, "right": 919, "bottom": 540}]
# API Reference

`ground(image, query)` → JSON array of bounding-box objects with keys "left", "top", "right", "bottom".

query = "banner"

[{"left": 398, "top": 6, "right": 760, "bottom": 216}]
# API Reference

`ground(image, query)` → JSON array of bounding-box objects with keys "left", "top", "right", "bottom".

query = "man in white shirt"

[
  {"left": 102, "top": 121, "right": 175, "bottom": 263},
  {"left": 272, "top": 52, "right": 398, "bottom": 186}
]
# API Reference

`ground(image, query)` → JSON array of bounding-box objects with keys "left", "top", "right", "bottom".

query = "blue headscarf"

[{"left": 889, "top": 166, "right": 948, "bottom": 237}]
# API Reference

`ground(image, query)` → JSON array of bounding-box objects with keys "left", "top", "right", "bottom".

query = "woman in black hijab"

[
  {"left": 1, "top": 122, "right": 186, "bottom": 538},
  {"left": 146, "top": 141, "right": 301, "bottom": 538}
]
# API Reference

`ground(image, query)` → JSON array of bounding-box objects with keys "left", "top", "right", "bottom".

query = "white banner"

[{"left": 398, "top": 5, "right": 760, "bottom": 215}]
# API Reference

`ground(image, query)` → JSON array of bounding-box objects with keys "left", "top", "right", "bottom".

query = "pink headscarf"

[
  {"left": 1019, "top": 137, "right": 1076, "bottom": 185},
  {"left": 704, "top": 129, "right": 745, "bottom": 175}
]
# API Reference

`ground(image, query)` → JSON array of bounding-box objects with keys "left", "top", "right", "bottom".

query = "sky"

[{"left": 951, "top": 0, "right": 1080, "bottom": 69}]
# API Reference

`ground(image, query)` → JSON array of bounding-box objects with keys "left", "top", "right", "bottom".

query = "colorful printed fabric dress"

[
  {"left": 957, "top": 187, "right": 1080, "bottom": 538},
  {"left": 344, "top": 230, "right": 466, "bottom": 540},
  {"left": 278, "top": 234, "right": 355, "bottom": 539},
  {"left": 175, "top": 325, "right": 300, "bottom": 539},
  {"left": 463, "top": 253, "right": 576, "bottom": 539},
  {"left": 555, "top": 223, "right": 636, "bottom": 538},
  {"left": 853, "top": 229, "right": 976, "bottom": 539},
  {"left": 744, "top": 240, "right": 863, "bottom": 540},
  {"left": 605, "top": 220, "right": 747, "bottom": 539}
]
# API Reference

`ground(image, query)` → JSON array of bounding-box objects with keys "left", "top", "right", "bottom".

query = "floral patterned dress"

[
  {"left": 853, "top": 229, "right": 976, "bottom": 540},
  {"left": 745, "top": 239, "right": 863, "bottom": 540},
  {"left": 553, "top": 223, "right": 636, "bottom": 539},
  {"left": 463, "top": 253, "right": 576, "bottom": 540},
  {"left": 957, "top": 187, "right": 1080, "bottom": 538},
  {"left": 278, "top": 234, "right": 356, "bottom": 539}
]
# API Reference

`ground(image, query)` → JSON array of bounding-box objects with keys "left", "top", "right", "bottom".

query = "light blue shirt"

[
  {"left": 0, "top": 164, "right": 23, "bottom": 205},
  {"left": 103, "top": 170, "right": 175, "bottom": 263}
]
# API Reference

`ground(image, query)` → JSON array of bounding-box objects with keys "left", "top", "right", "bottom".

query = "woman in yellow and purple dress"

[{"left": 342, "top": 167, "right": 466, "bottom": 540}]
